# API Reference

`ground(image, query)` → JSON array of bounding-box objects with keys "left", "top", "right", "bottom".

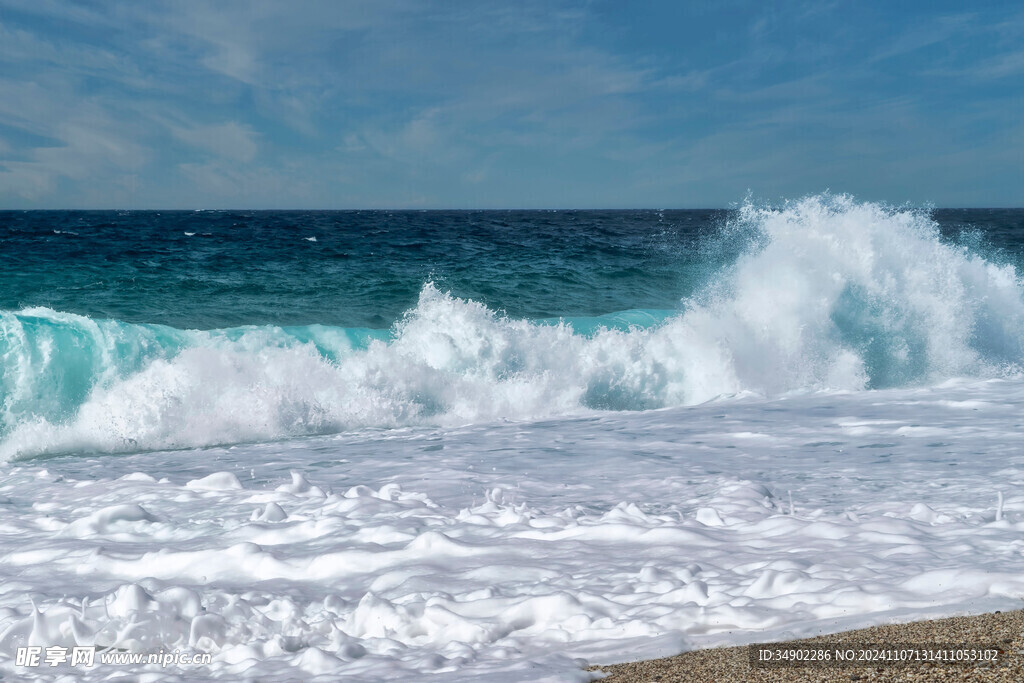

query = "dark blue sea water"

[
  {"left": 1, "top": 196, "right": 1023, "bottom": 459},
  {"left": 0, "top": 209, "right": 732, "bottom": 329},
  {"left": 5, "top": 207, "right": 1021, "bottom": 330}
]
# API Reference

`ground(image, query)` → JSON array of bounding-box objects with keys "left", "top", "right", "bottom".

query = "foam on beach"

[{"left": 2, "top": 378, "right": 1024, "bottom": 680}]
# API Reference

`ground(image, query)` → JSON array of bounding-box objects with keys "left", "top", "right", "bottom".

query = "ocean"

[{"left": 2, "top": 194, "right": 1024, "bottom": 680}]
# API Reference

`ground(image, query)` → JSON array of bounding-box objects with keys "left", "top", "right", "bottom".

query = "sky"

[{"left": 0, "top": 0, "right": 1022, "bottom": 209}]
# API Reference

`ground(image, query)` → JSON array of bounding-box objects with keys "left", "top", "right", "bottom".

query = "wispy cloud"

[
  {"left": 170, "top": 122, "right": 260, "bottom": 163},
  {"left": 0, "top": 1, "right": 1022, "bottom": 207}
]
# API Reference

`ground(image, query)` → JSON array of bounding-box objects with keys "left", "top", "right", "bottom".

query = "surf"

[{"left": 2, "top": 194, "right": 1022, "bottom": 459}]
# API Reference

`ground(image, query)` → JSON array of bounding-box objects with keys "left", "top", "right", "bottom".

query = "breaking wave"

[{"left": 3, "top": 194, "right": 1023, "bottom": 459}]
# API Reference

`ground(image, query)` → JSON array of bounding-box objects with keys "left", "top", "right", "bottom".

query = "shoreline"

[{"left": 589, "top": 609, "right": 1024, "bottom": 681}]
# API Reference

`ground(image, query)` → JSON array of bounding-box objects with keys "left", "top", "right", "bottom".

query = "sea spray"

[{"left": 3, "top": 194, "right": 1023, "bottom": 459}]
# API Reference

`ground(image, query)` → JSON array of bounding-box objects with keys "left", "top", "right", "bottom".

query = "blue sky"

[{"left": 0, "top": 0, "right": 1022, "bottom": 208}]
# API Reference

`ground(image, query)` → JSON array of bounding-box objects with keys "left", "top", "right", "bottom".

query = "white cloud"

[
  {"left": 177, "top": 160, "right": 312, "bottom": 207},
  {"left": 170, "top": 122, "right": 259, "bottom": 163},
  {"left": 2, "top": 0, "right": 1022, "bottom": 207},
  {"left": 0, "top": 92, "right": 148, "bottom": 205},
  {"left": 0, "top": 162, "right": 56, "bottom": 200}
]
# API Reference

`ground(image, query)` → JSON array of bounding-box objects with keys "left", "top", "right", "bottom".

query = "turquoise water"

[{"left": 1, "top": 197, "right": 1023, "bottom": 458}]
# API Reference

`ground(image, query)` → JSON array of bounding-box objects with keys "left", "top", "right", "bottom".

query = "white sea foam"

[
  {"left": 3, "top": 195, "right": 1022, "bottom": 460},
  {"left": 4, "top": 195, "right": 1024, "bottom": 677},
  {"left": 1, "top": 378, "right": 1024, "bottom": 679}
]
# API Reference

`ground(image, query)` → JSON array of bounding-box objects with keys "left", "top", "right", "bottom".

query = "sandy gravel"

[{"left": 588, "top": 609, "right": 1024, "bottom": 682}]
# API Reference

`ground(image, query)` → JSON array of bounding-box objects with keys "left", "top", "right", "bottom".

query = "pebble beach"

[{"left": 591, "top": 609, "right": 1024, "bottom": 682}]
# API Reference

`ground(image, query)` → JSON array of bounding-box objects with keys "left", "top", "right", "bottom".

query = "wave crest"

[{"left": 3, "top": 194, "right": 1023, "bottom": 459}]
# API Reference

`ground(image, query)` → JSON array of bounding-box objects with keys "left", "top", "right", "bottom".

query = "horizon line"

[{"left": 3, "top": 205, "right": 1024, "bottom": 212}]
